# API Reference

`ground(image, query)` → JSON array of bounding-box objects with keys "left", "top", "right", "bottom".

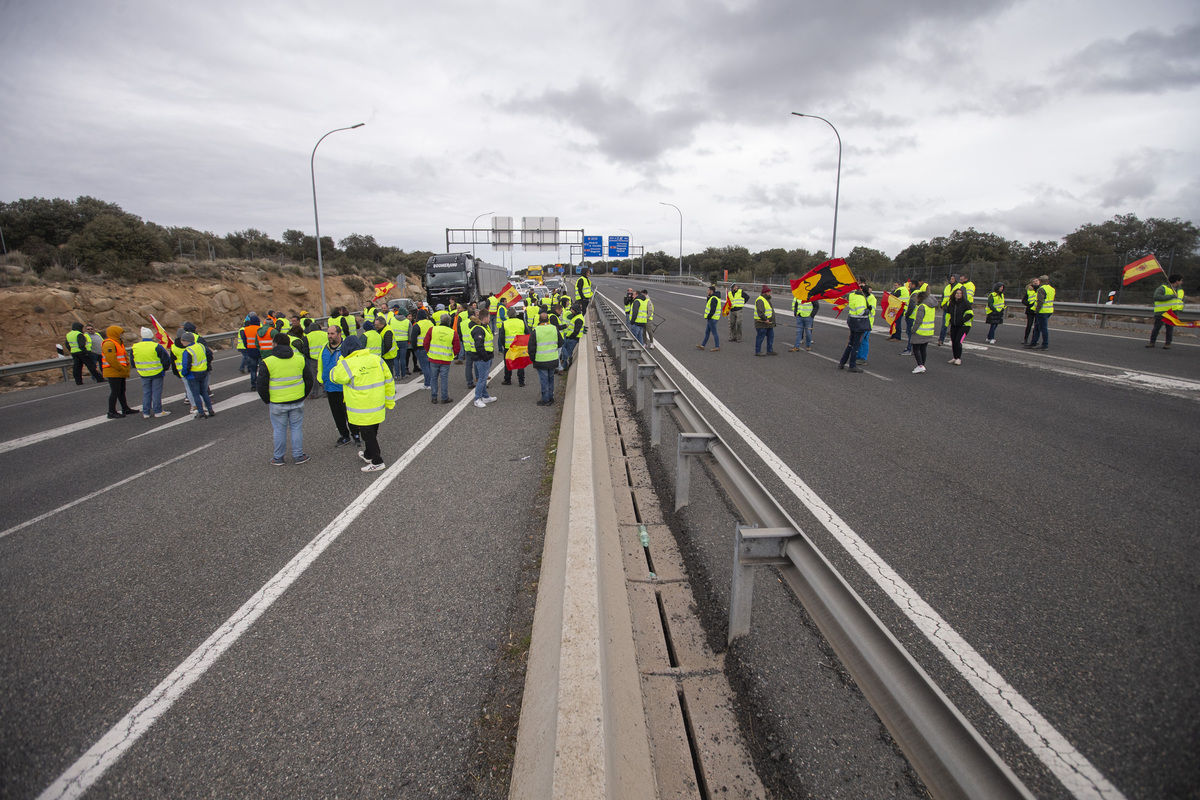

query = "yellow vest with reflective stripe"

[
  {"left": 730, "top": 289, "right": 746, "bottom": 309},
  {"left": 262, "top": 353, "right": 306, "bottom": 402},
  {"left": 131, "top": 341, "right": 165, "bottom": 377},
  {"left": 305, "top": 329, "right": 329, "bottom": 362},
  {"left": 427, "top": 325, "right": 455, "bottom": 362},
  {"left": 185, "top": 343, "right": 208, "bottom": 373},
  {"left": 1039, "top": 285, "right": 1056, "bottom": 314},
  {"left": 846, "top": 292, "right": 868, "bottom": 319},
  {"left": 469, "top": 323, "right": 494, "bottom": 356},
  {"left": 331, "top": 350, "right": 393, "bottom": 425},
  {"left": 633, "top": 298, "right": 648, "bottom": 324},
  {"left": 916, "top": 305, "right": 936, "bottom": 337},
  {"left": 1155, "top": 285, "right": 1184, "bottom": 314},
  {"left": 792, "top": 299, "right": 815, "bottom": 318},
  {"left": 67, "top": 330, "right": 89, "bottom": 354},
  {"left": 415, "top": 318, "right": 434, "bottom": 347},
  {"left": 503, "top": 317, "right": 526, "bottom": 348},
  {"left": 576, "top": 276, "right": 594, "bottom": 299},
  {"left": 533, "top": 324, "right": 559, "bottom": 365},
  {"left": 755, "top": 295, "right": 774, "bottom": 321},
  {"left": 363, "top": 328, "right": 383, "bottom": 357}
]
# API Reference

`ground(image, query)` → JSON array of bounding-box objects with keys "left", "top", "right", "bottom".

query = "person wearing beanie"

[
  {"left": 66, "top": 321, "right": 104, "bottom": 385},
  {"left": 238, "top": 313, "right": 262, "bottom": 379},
  {"left": 331, "top": 333, "right": 394, "bottom": 471},
  {"left": 754, "top": 285, "right": 777, "bottom": 356},
  {"left": 180, "top": 331, "right": 215, "bottom": 419},
  {"left": 131, "top": 327, "right": 172, "bottom": 418},
  {"left": 101, "top": 325, "right": 135, "bottom": 418}
]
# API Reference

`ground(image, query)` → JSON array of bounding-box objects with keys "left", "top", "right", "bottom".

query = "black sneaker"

[
  {"left": 431, "top": 397, "right": 438, "bottom": 404},
  {"left": 501, "top": 380, "right": 512, "bottom": 385},
  {"left": 440, "top": 397, "right": 454, "bottom": 404},
  {"left": 335, "top": 436, "right": 352, "bottom": 447},
  {"left": 536, "top": 399, "right": 549, "bottom": 406}
]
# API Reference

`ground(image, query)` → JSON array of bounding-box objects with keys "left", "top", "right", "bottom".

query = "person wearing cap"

[
  {"left": 257, "top": 322, "right": 315, "bottom": 465},
  {"left": 727, "top": 284, "right": 747, "bottom": 342},
  {"left": 66, "top": 322, "right": 104, "bottom": 385},
  {"left": 330, "top": 333, "right": 395, "bottom": 472},
  {"left": 1025, "top": 275, "right": 1055, "bottom": 350},
  {"left": 698, "top": 285, "right": 721, "bottom": 351},
  {"left": 180, "top": 331, "right": 215, "bottom": 418},
  {"left": 131, "top": 327, "right": 172, "bottom": 419},
  {"left": 101, "top": 325, "right": 135, "bottom": 419},
  {"left": 754, "top": 285, "right": 777, "bottom": 356}
]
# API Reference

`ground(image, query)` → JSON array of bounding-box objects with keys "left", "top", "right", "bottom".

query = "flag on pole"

[
  {"left": 790, "top": 258, "right": 860, "bottom": 304},
  {"left": 831, "top": 295, "right": 848, "bottom": 317},
  {"left": 880, "top": 293, "right": 906, "bottom": 335},
  {"left": 1122, "top": 255, "right": 1164, "bottom": 286},
  {"left": 148, "top": 314, "right": 172, "bottom": 349},
  {"left": 373, "top": 280, "right": 396, "bottom": 299},
  {"left": 721, "top": 294, "right": 732, "bottom": 317},
  {"left": 505, "top": 334, "right": 531, "bottom": 370},
  {"left": 1163, "top": 311, "right": 1200, "bottom": 328},
  {"left": 496, "top": 282, "right": 522, "bottom": 307}
]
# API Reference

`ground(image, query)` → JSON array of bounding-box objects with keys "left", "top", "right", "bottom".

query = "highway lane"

[
  {"left": 0, "top": 349, "right": 560, "bottom": 798},
  {"left": 594, "top": 278, "right": 1199, "bottom": 800}
]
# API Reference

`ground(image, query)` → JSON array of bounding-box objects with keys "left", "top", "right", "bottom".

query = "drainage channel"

[{"left": 597, "top": 349, "right": 765, "bottom": 800}]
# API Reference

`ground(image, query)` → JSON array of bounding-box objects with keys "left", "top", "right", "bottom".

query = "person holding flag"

[
  {"left": 837, "top": 289, "right": 870, "bottom": 373},
  {"left": 501, "top": 303, "right": 530, "bottom": 387},
  {"left": 887, "top": 282, "right": 909, "bottom": 341},
  {"left": 1148, "top": 274, "right": 1185, "bottom": 349},
  {"left": 856, "top": 285, "right": 878, "bottom": 364}
]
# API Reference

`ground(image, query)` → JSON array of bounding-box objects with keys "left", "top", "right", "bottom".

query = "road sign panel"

[
  {"left": 583, "top": 235, "right": 602, "bottom": 258},
  {"left": 608, "top": 235, "right": 629, "bottom": 258}
]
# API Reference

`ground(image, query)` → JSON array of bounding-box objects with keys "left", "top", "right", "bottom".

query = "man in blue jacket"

[{"left": 320, "top": 326, "right": 361, "bottom": 449}]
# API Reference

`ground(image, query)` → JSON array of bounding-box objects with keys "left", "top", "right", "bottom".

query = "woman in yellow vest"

[
  {"left": 330, "top": 335, "right": 395, "bottom": 471},
  {"left": 985, "top": 283, "right": 1006, "bottom": 344},
  {"left": 909, "top": 292, "right": 937, "bottom": 374}
]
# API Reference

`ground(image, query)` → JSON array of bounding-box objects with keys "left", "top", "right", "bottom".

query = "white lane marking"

[
  {"left": 1091, "top": 371, "right": 1200, "bottom": 392},
  {"left": 0, "top": 443, "right": 218, "bottom": 541},
  {"left": 0, "top": 376, "right": 249, "bottom": 456},
  {"left": 35, "top": 361, "right": 506, "bottom": 800},
  {"left": 127, "top": 393, "right": 261, "bottom": 440},
  {"left": 653, "top": 340, "right": 1125, "bottom": 800}
]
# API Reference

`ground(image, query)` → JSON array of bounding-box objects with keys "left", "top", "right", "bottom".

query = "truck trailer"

[{"left": 420, "top": 253, "right": 508, "bottom": 308}]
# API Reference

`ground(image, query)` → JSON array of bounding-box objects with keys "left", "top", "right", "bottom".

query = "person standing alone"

[{"left": 1148, "top": 274, "right": 1185, "bottom": 349}]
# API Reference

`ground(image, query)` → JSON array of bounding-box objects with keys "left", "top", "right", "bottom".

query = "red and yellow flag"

[
  {"left": 790, "top": 258, "right": 860, "bottom": 304},
  {"left": 831, "top": 295, "right": 848, "bottom": 317},
  {"left": 721, "top": 294, "right": 732, "bottom": 317},
  {"left": 496, "top": 282, "right": 522, "bottom": 307},
  {"left": 880, "top": 293, "right": 906, "bottom": 335},
  {"left": 148, "top": 314, "right": 172, "bottom": 349},
  {"left": 373, "top": 280, "right": 396, "bottom": 299},
  {"left": 1122, "top": 255, "right": 1163, "bottom": 286},
  {"left": 505, "top": 334, "right": 531, "bottom": 370},
  {"left": 1163, "top": 311, "right": 1200, "bottom": 328}
]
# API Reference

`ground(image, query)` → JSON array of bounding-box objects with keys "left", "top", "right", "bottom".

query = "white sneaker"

[
  {"left": 361, "top": 462, "right": 385, "bottom": 472},
  {"left": 912, "top": 365, "right": 926, "bottom": 373},
  {"left": 954, "top": 358, "right": 962, "bottom": 365},
  {"left": 948, "top": 358, "right": 956, "bottom": 363},
  {"left": 473, "top": 398, "right": 487, "bottom": 408},
  {"left": 483, "top": 396, "right": 497, "bottom": 404},
  {"left": 156, "top": 410, "right": 171, "bottom": 418}
]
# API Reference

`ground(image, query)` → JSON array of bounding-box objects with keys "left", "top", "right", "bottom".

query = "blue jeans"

[
  {"left": 474, "top": 359, "right": 492, "bottom": 400},
  {"left": 239, "top": 350, "right": 254, "bottom": 372},
  {"left": 396, "top": 343, "right": 409, "bottom": 377},
  {"left": 795, "top": 318, "right": 813, "bottom": 348},
  {"left": 270, "top": 401, "right": 305, "bottom": 460},
  {"left": 189, "top": 372, "right": 213, "bottom": 414},
  {"left": 429, "top": 362, "right": 450, "bottom": 400},
  {"left": 701, "top": 319, "right": 720, "bottom": 348},
  {"left": 840, "top": 329, "right": 865, "bottom": 367},
  {"left": 631, "top": 324, "right": 644, "bottom": 344},
  {"left": 418, "top": 349, "right": 431, "bottom": 387},
  {"left": 938, "top": 314, "right": 949, "bottom": 344},
  {"left": 561, "top": 338, "right": 579, "bottom": 369},
  {"left": 1029, "top": 314, "right": 1051, "bottom": 347},
  {"left": 987, "top": 323, "right": 1000, "bottom": 340},
  {"left": 244, "top": 350, "right": 261, "bottom": 390},
  {"left": 755, "top": 327, "right": 775, "bottom": 354},
  {"left": 141, "top": 373, "right": 165, "bottom": 415},
  {"left": 537, "top": 367, "right": 555, "bottom": 402},
  {"left": 858, "top": 330, "right": 870, "bottom": 360}
]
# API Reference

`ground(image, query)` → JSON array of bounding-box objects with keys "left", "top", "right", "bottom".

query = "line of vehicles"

[{"left": 415, "top": 253, "right": 568, "bottom": 308}]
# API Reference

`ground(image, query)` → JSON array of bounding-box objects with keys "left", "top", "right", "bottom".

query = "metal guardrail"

[
  {"left": 0, "top": 317, "right": 333, "bottom": 381},
  {"left": 609, "top": 273, "right": 1199, "bottom": 327},
  {"left": 592, "top": 292, "right": 1035, "bottom": 800}
]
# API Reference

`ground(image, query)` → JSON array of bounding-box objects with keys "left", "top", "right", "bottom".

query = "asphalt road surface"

[
  {"left": 0, "top": 349, "right": 560, "bottom": 798},
  {"left": 595, "top": 277, "right": 1198, "bottom": 800}
]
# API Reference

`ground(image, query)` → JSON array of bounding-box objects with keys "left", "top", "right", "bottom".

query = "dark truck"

[{"left": 421, "top": 252, "right": 508, "bottom": 308}]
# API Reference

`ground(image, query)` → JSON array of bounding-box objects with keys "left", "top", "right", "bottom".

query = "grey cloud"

[
  {"left": 1060, "top": 23, "right": 1200, "bottom": 94},
  {"left": 1096, "top": 150, "right": 1165, "bottom": 208}
]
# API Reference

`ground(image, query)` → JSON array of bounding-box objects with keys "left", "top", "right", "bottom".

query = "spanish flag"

[
  {"left": 373, "top": 280, "right": 396, "bottom": 299},
  {"left": 496, "top": 282, "right": 522, "bottom": 308},
  {"left": 831, "top": 295, "right": 848, "bottom": 317},
  {"left": 1122, "top": 255, "right": 1163, "bottom": 286},
  {"left": 880, "top": 292, "right": 906, "bottom": 335},
  {"left": 1163, "top": 311, "right": 1200, "bottom": 328},
  {"left": 721, "top": 294, "right": 732, "bottom": 317},
  {"left": 790, "top": 258, "right": 860, "bottom": 304},
  {"left": 505, "top": 334, "right": 531, "bottom": 370},
  {"left": 148, "top": 314, "right": 172, "bottom": 349}
]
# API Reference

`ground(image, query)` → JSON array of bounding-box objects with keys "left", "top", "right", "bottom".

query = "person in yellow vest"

[
  {"left": 412, "top": 308, "right": 435, "bottom": 389},
  {"left": 66, "top": 322, "right": 104, "bottom": 384},
  {"left": 561, "top": 300, "right": 585, "bottom": 368},
  {"left": 388, "top": 306, "right": 412, "bottom": 378},
  {"left": 790, "top": 296, "right": 817, "bottom": 352},
  {"left": 909, "top": 292, "right": 937, "bottom": 374},
  {"left": 856, "top": 285, "right": 878, "bottom": 364},
  {"left": 698, "top": 285, "right": 721, "bottom": 351},
  {"left": 529, "top": 312, "right": 564, "bottom": 406},
  {"left": 901, "top": 278, "right": 927, "bottom": 354},
  {"left": 257, "top": 326, "right": 315, "bottom": 465},
  {"left": 101, "top": 325, "right": 135, "bottom": 418},
  {"left": 629, "top": 289, "right": 649, "bottom": 345},
  {"left": 641, "top": 290, "right": 655, "bottom": 350},
  {"left": 944, "top": 287, "right": 973, "bottom": 365},
  {"left": 469, "top": 310, "right": 498, "bottom": 408},
  {"left": 487, "top": 293, "right": 501, "bottom": 337},
  {"left": 985, "top": 283, "right": 1006, "bottom": 344},
  {"left": 501, "top": 303, "right": 529, "bottom": 387},
  {"left": 421, "top": 315, "right": 459, "bottom": 404},
  {"left": 180, "top": 331, "right": 215, "bottom": 418},
  {"left": 1148, "top": 273, "right": 1185, "bottom": 349},
  {"left": 754, "top": 285, "right": 777, "bottom": 356},
  {"left": 132, "top": 326, "right": 172, "bottom": 419},
  {"left": 1022, "top": 277, "right": 1040, "bottom": 345},
  {"left": 330, "top": 334, "right": 395, "bottom": 472},
  {"left": 575, "top": 267, "right": 594, "bottom": 315},
  {"left": 887, "top": 282, "right": 909, "bottom": 341},
  {"left": 457, "top": 302, "right": 474, "bottom": 375},
  {"left": 303, "top": 318, "right": 329, "bottom": 397},
  {"left": 727, "top": 284, "right": 747, "bottom": 342},
  {"left": 937, "top": 273, "right": 958, "bottom": 346},
  {"left": 1025, "top": 275, "right": 1055, "bottom": 350},
  {"left": 837, "top": 290, "right": 870, "bottom": 372}
]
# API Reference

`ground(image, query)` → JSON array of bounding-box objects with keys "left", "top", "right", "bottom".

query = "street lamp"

[
  {"left": 471, "top": 211, "right": 494, "bottom": 257},
  {"left": 791, "top": 112, "right": 841, "bottom": 259},
  {"left": 659, "top": 202, "right": 683, "bottom": 277},
  {"left": 311, "top": 122, "right": 365, "bottom": 317},
  {"left": 619, "top": 228, "right": 640, "bottom": 275}
]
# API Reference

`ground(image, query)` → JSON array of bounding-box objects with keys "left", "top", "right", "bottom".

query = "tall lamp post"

[
  {"left": 659, "top": 202, "right": 683, "bottom": 277},
  {"left": 311, "top": 122, "right": 365, "bottom": 317},
  {"left": 619, "top": 228, "right": 639, "bottom": 275},
  {"left": 791, "top": 112, "right": 841, "bottom": 259},
  {"left": 471, "top": 211, "right": 494, "bottom": 257}
]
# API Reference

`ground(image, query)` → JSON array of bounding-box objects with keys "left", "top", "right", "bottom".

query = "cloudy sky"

[{"left": 2, "top": 0, "right": 1197, "bottom": 269}]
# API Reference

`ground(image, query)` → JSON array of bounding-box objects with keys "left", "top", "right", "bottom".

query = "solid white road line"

[
  {"left": 0, "top": 443, "right": 218, "bottom": 541},
  {"left": 35, "top": 362, "right": 505, "bottom": 800},
  {"left": 652, "top": 340, "right": 1125, "bottom": 800},
  {"left": 127, "top": 393, "right": 261, "bottom": 440}
]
